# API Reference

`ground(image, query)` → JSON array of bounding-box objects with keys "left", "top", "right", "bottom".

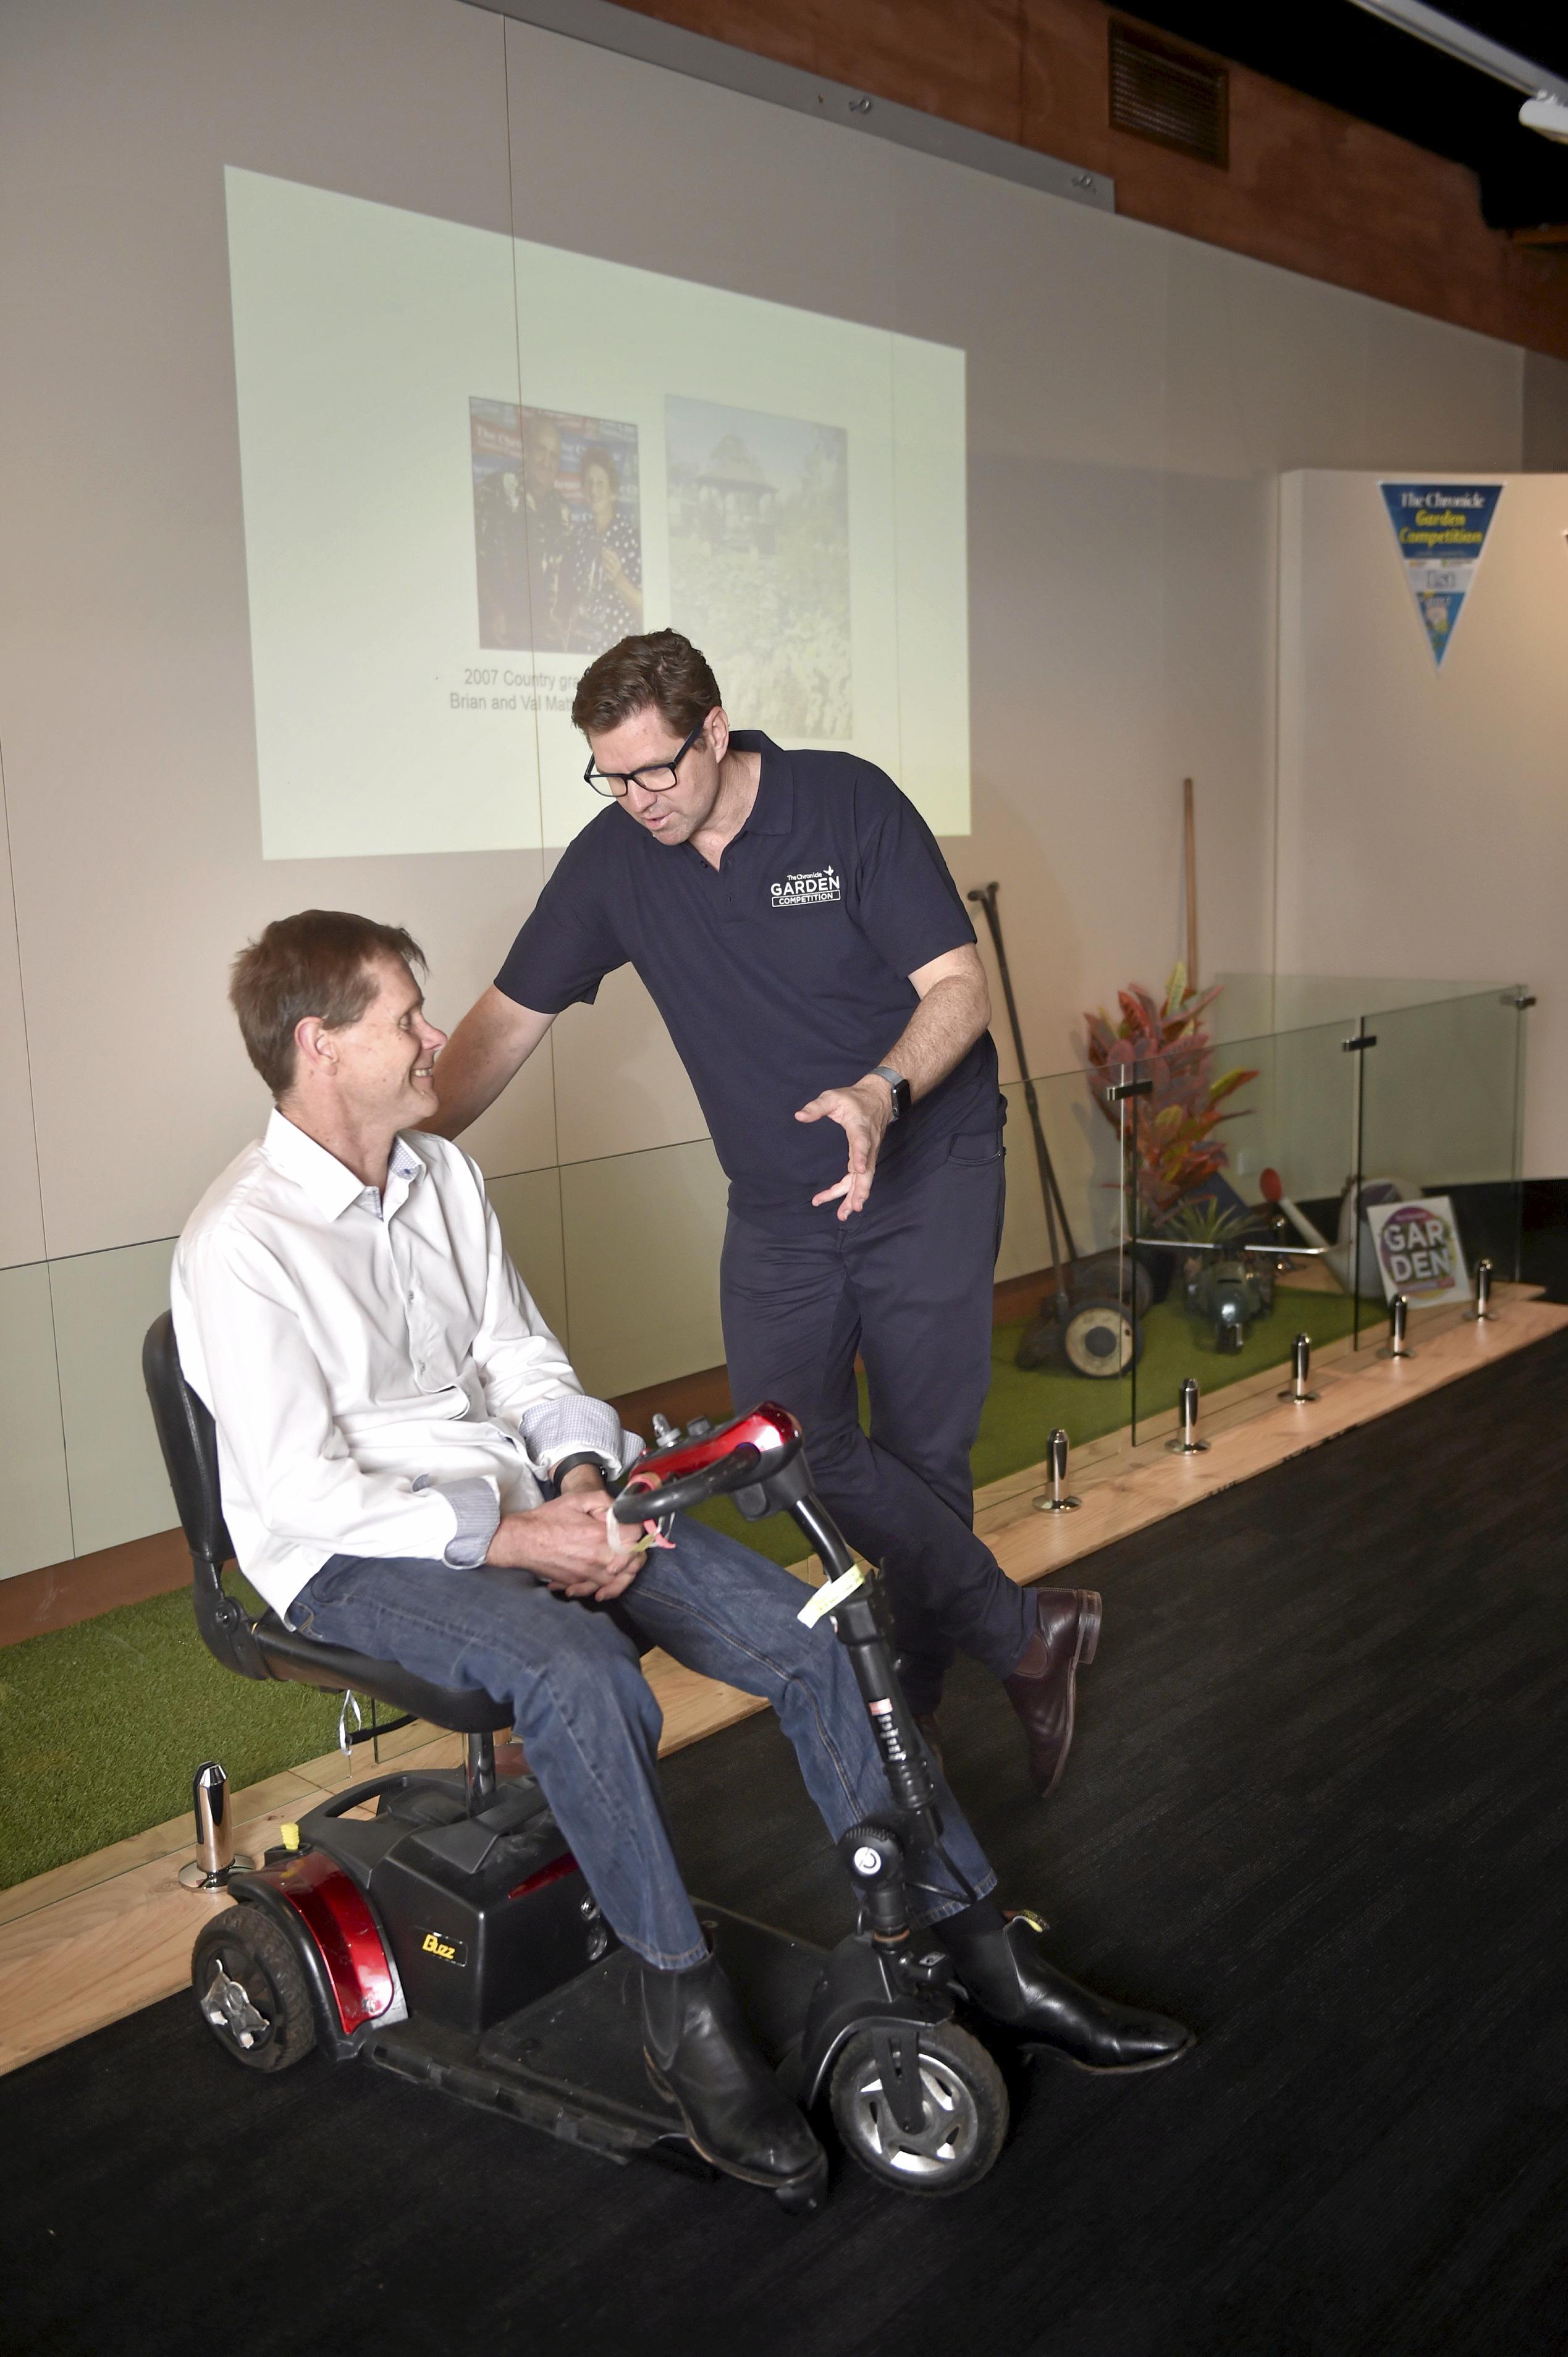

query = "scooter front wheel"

[{"left": 828, "top": 2021, "right": 1006, "bottom": 2197}]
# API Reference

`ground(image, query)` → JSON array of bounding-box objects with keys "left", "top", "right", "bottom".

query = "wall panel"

[
  {"left": 49, "top": 1240, "right": 178, "bottom": 1557},
  {"left": 560, "top": 1139, "right": 728, "bottom": 1397},
  {"left": 0, "top": 781, "right": 45, "bottom": 1269},
  {"left": 1276, "top": 470, "right": 1568, "bottom": 1177},
  {"left": 489, "top": 1163, "right": 570, "bottom": 1343},
  {"left": 0, "top": 1261, "right": 73, "bottom": 1578}
]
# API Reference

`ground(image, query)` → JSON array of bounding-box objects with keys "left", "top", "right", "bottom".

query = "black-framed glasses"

[{"left": 583, "top": 714, "right": 709, "bottom": 799}]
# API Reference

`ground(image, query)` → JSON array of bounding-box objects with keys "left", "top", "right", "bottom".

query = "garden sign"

[{"left": 1365, "top": 1195, "right": 1472, "bottom": 1311}]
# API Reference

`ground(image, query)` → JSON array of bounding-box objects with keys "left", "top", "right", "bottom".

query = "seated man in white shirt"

[{"left": 173, "top": 910, "right": 1189, "bottom": 2199}]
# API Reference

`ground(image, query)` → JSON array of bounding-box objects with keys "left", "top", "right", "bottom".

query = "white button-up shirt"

[{"left": 171, "top": 1111, "right": 636, "bottom": 1622}]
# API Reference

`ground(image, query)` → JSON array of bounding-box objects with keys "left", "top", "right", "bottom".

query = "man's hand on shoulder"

[{"left": 795, "top": 1077, "right": 893, "bottom": 1221}]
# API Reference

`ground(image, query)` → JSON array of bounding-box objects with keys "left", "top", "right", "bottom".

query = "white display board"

[{"left": 1276, "top": 470, "right": 1568, "bottom": 1179}]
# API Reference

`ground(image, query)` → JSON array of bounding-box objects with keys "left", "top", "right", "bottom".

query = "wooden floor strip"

[{"left": 2, "top": 1290, "right": 1559, "bottom": 2076}]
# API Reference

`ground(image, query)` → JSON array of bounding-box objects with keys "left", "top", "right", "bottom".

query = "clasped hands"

[
  {"left": 484, "top": 1462, "right": 671, "bottom": 1601},
  {"left": 795, "top": 1073, "right": 893, "bottom": 1220}
]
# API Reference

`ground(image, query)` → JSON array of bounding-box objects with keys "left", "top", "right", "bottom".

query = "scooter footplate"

[
  {"left": 696, "top": 1905, "right": 827, "bottom": 2065},
  {"left": 479, "top": 1947, "right": 685, "bottom": 2147},
  {"left": 363, "top": 1905, "right": 830, "bottom": 2165}
]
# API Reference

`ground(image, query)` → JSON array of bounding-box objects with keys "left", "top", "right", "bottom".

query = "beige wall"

[
  {"left": 1524, "top": 352, "right": 1568, "bottom": 472},
  {"left": 0, "top": 0, "right": 1533, "bottom": 1576},
  {"left": 1276, "top": 472, "right": 1567, "bottom": 1179}
]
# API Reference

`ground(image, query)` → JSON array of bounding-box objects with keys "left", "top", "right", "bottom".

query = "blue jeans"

[{"left": 295, "top": 1511, "right": 996, "bottom": 1971}]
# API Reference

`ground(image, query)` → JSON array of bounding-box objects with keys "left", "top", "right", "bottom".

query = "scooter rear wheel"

[
  {"left": 828, "top": 2021, "right": 1006, "bottom": 2197},
  {"left": 192, "top": 1906, "right": 316, "bottom": 2074}
]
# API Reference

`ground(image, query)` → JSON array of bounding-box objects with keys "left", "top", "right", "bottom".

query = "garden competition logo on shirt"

[
  {"left": 1379, "top": 483, "right": 1503, "bottom": 669},
  {"left": 1365, "top": 1195, "right": 1471, "bottom": 1309},
  {"left": 771, "top": 865, "right": 841, "bottom": 908}
]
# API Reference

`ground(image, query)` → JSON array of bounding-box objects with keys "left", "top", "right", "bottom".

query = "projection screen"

[{"left": 224, "top": 166, "right": 969, "bottom": 860}]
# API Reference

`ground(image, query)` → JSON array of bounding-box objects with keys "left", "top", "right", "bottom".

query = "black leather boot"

[
  {"left": 940, "top": 1906, "right": 1194, "bottom": 2073},
  {"left": 641, "top": 1957, "right": 827, "bottom": 2193}
]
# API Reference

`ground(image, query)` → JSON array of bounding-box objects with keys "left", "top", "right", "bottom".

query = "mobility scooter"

[{"left": 143, "top": 1315, "right": 1011, "bottom": 2209}]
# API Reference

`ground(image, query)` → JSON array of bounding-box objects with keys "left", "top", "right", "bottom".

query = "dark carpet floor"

[{"left": 6, "top": 1335, "right": 1568, "bottom": 2357}]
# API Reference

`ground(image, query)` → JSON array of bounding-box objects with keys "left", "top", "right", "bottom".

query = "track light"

[
  {"left": 1519, "top": 93, "right": 1568, "bottom": 146},
  {"left": 1347, "top": 0, "right": 1568, "bottom": 143}
]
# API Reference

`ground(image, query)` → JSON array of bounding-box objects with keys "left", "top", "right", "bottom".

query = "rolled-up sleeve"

[
  {"left": 516, "top": 1394, "right": 643, "bottom": 1481},
  {"left": 414, "top": 1473, "right": 502, "bottom": 1567}
]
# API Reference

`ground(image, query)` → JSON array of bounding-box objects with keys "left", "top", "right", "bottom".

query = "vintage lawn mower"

[{"left": 969, "top": 883, "right": 1149, "bottom": 1381}]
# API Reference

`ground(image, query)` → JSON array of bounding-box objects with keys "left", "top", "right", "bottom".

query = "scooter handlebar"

[{"left": 612, "top": 1443, "right": 764, "bottom": 1521}]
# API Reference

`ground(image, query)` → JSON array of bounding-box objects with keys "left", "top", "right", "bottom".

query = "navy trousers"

[{"left": 720, "top": 1125, "right": 1036, "bottom": 1716}]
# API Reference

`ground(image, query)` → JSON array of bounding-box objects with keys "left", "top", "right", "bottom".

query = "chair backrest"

[
  {"left": 143, "top": 1310, "right": 230, "bottom": 1562},
  {"left": 143, "top": 1311, "right": 268, "bottom": 1680}
]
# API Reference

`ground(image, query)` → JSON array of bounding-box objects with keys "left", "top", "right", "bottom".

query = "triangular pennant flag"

[{"left": 1380, "top": 481, "right": 1504, "bottom": 667}]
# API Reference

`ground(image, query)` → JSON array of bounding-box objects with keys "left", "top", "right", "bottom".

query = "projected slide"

[
  {"left": 224, "top": 168, "right": 967, "bottom": 860},
  {"left": 666, "top": 399, "right": 851, "bottom": 740},
  {"left": 471, "top": 403, "right": 644, "bottom": 659}
]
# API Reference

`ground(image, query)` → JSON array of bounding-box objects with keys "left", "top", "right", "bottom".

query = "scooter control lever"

[{"left": 612, "top": 1444, "right": 763, "bottom": 1521}]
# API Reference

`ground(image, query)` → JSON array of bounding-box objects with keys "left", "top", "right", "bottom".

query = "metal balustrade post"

[
  {"left": 1278, "top": 1332, "right": 1318, "bottom": 1404},
  {"left": 1380, "top": 1293, "right": 1414, "bottom": 1360},
  {"left": 178, "top": 1761, "right": 256, "bottom": 1892},
  {"left": 1032, "top": 1427, "right": 1081, "bottom": 1513},
  {"left": 1165, "top": 1376, "right": 1210, "bottom": 1455}
]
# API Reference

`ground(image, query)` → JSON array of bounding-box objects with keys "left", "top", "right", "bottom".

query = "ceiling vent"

[{"left": 1109, "top": 21, "right": 1229, "bottom": 168}]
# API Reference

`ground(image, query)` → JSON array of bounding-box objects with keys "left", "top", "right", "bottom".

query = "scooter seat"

[{"left": 253, "top": 1610, "right": 512, "bottom": 1734}]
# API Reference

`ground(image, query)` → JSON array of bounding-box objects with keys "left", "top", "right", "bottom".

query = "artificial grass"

[
  {"left": 694, "top": 1285, "right": 1362, "bottom": 1562},
  {"left": 0, "top": 1573, "right": 348, "bottom": 1890},
  {"left": 0, "top": 1290, "right": 1360, "bottom": 1890}
]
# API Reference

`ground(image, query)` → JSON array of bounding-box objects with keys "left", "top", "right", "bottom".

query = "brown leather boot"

[{"left": 1002, "top": 1587, "right": 1102, "bottom": 1796}]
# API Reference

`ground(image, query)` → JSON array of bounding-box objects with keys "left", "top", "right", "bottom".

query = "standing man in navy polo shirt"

[{"left": 429, "top": 631, "right": 1098, "bottom": 1792}]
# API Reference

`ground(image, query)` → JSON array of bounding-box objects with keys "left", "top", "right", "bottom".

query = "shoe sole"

[
  {"left": 643, "top": 2054, "right": 827, "bottom": 2194},
  {"left": 1032, "top": 1589, "right": 1102, "bottom": 1801},
  {"left": 1028, "top": 2026, "right": 1197, "bottom": 2074}
]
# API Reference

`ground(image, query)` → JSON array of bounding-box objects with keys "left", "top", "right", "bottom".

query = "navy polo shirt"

[{"left": 495, "top": 732, "right": 1002, "bottom": 1221}]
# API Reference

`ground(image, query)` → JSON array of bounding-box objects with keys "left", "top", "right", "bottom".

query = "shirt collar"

[
  {"left": 727, "top": 731, "right": 794, "bottom": 837},
  {"left": 261, "top": 1109, "right": 425, "bottom": 1222}
]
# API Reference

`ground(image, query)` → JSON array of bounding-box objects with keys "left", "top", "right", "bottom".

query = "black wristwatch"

[
  {"left": 871, "top": 1064, "right": 911, "bottom": 1122},
  {"left": 552, "top": 1452, "right": 609, "bottom": 1485}
]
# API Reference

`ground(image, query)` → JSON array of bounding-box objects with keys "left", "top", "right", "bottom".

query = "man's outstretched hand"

[
  {"left": 796, "top": 1075, "right": 892, "bottom": 1220},
  {"left": 486, "top": 1467, "right": 667, "bottom": 1600}
]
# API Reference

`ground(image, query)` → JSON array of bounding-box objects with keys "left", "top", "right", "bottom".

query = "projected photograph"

[
  {"left": 665, "top": 397, "right": 851, "bottom": 738},
  {"left": 471, "top": 400, "right": 644, "bottom": 657}
]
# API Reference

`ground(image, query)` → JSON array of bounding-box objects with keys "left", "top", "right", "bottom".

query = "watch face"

[{"left": 879, "top": 1068, "right": 910, "bottom": 1120}]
